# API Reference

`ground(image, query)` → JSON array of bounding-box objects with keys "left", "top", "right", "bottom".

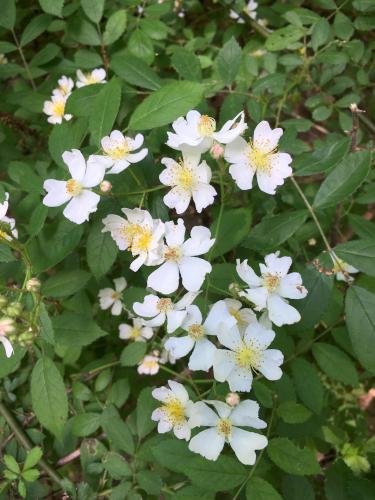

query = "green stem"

[
  {"left": 159, "top": 365, "right": 200, "bottom": 395},
  {"left": 11, "top": 29, "right": 36, "bottom": 91},
  {"left": 114, "top": 185, "right": 165, "bottom": 196}
]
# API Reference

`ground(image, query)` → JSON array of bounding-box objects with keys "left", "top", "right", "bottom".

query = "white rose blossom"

[
  {"left": 133, "top": 291, "right": 199, "bottom": 334},
  {"left": 147, "top": 219, "right": 215, "bottom": 294},
  {"left": 0, "top": 317, "right": 15, "bottom": 358},
  {"left": 76, "top": 68, "right": 106, "bottom": 87},
  {"left": 0, "top": 193, "right": 18, "bottom": 240},
  {"left": 90, "top": 130, "right": 148, "bottom": 175},
  {"left": 225, "top": 120, "right": 292, "bottom": 195},
  {"left": 160, "top": 147, "right": 217, "bottom": 214},
  {"left": 166, "top": 110, "right": 247, "bottom": 153},
  {"left": 213, "top": 317, "right": 283, "bottom": 392},
  {"left": 164, "top": 301, "right": 235, "bottom": 372},
  {"left": 137, "top": 353, "right": 160, "bottom": 375},
  {"left": 43, "top": 149, "right": 106, "bottom": 224},
  {"left": 223, "top": 298, "right": 256, "bottom": 332},
  {"left": 54, "top": 75, "right": 74, "bottom": 96},
  {"left": 230, "top": 0, "right": 258, "bottom": 23},
  {"left": 331, "top": 254, "right": 359, "bottom": 282},
  {"left": 102, "top": 208, "right": 165, "bottom": 271},
  {"left": 236, "top": 252, "right": 308, "bottom": 327},
  {"left": 188, "top": 399, "right": 267, "bottom": 465},
  {"left": 152, "top": 380, "right": 194, "bottom": 440},
  {"left": 43, "top": 90, "right": 72, "bottom": 125},
  {"left": 119, "top": 317, "right": 154, "bottom": 342},
  {"left": 98, "top": 277, "right": 127, "bottom": 316}
]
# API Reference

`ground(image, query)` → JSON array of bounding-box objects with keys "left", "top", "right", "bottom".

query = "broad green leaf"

[
  {"left": 39, "top": 303, "right": 55, "bottom": 344},
  {"left": 28, "top": 204, "right": 48, "bottom": 239},
  {"left": 4, "top": 455, "right": 20, "bottom": 473},
  {"left": 267, "top": 438, "right": 320, "bottom": 475},
  {"left": 335, "top": 239, "right": 375, "bottom": 277},
  {"left": 81, "top": 0, "right": 105, "bottom": 23},
  {"left": 89, "top": 78, "right": 121, "bottom": 146},
  {"left": 41, "top": 270, "right": 91, "bottom": 297},
  {"left": 136, "top": 387, "right": 157, "bottom": 439},
  {"left": 294, "top": 137, "right": 351, "bottom": 176},
  {"left": 128, "top": 81, "right": 204, "bottom": 130},
  {"left": 345, "top": 286, "right": 375, "bottom": 373},
  {"left": 313, "top": 150, "right": 371, "bottom": 209},
  {"left": 71, "top": 413, "right": 101, "bottom": 437},
  {"left": 246, "top": 477, "right": 282, "bottom": 500},
  {"left": 333, "top": 12, "right": 354, "bottom": 40},
  {"left": 31, "top": 357, "right": 68, "bottom": 439},
  {"left": 48, "top": 118, "right": 88, "bottom": 168},
  {"left": 120, "top": 342, "right": 147, "bottom": 367},
  {"left": 210, "top": 207, "right": 252, "bottom": 258},
  {"left": 86, "top": 221, "right": 118, "bottom": 279},
  {"left": 67, "top": 18, "right": 101, "bottom": 46},
  {"left": 282, "top": 475, "right": 315, "bottom": 500},
  {"left": 65, "top": 84, "right": 102, "bottom": 117},
  {"left": 52, "top": 312, "right": 108, "bottom": 347},
  {"left": 24, "top": 447, "right": 43, "bottom": 470},
  {"left": 312, "top": 342, "right": 358, "bottom": 385},
  {"left": 291, "top": 358, "right": 324, "bottom": 414},
  {"left": 128, "top": 29, "right": 154, "bottom": 64},
  {"left": 266, "top": 26, "right": 305, "bottom": 51},
  {"left": 111, "top": 52, "right": 161, "bottom": 91},
  {"left": 39, "top": 0, "right": 63, "bottom": 17},
  {"left": 136, "top": 470, "right": 162, "bottom": 495},
  {"left": 243, "top": 210, "right": 307, "bottom": 251},
  {"left": 348, "top": 215, "right": 375, "bottom": 240},
  {"left": 20, "top": 14, "right": 51, "bottom": 47},
  {"left": 102, "top": 452, "right": 131, "bottom": 479},
  {"left": 171, "top": 47, "right": 202, "bottom": 82},
  {"left": 311, "top": 18, "right": 331, "bottom": 52},
  {"left": 0, "top": 242, "right": 15, "bottom": 262},
  {"left": 353, "top": 0, "right": 375, "bottom": 12},
  {"left": 101, "top": 405, "right": 135, "bottom": 455},
  {"left": 0, "top": 346, "right": 27, "bottom": 379},
  {"left": 152, "top": 438, "right": 195, "bottom": 473},
  {"left": 277, "top": 401, "right": 312, "bottom": 424},
  {"left": 103, "top": 10, "right": 127, "bottom": 45},
  {"left": 0, "top": 0, "right": 16, "bottom": 30},
  {"left": 216, "top": 37, "right": 242, "bottom": 86}
]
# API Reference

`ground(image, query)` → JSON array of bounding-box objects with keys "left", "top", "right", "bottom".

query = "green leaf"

[
  {"left": 0, "top": 346, "right": 27, "bottom": 379},
  {"left": 39, "top": 0, "right": 63, "bottom": 17},
  {"left": 101, "top": 405, "right": 135, "bottom": 455},
  {"left": 67, "top": 17, "right": 101, "bottom": 45},
  {"left": 128, "top": 81, "right": 204, "bottom": 130},
  {"left": 312, "top": 342, "right": 359, "bottom": 385},
  {"left": 52, "top": 313, "right": 108, "bottom": 347},
  {"left": 39, "top": 303, "right": 55, "bottom": 344},
  {"left": 333, "top": 12, "right": 354, "bottom": 40},
  {"left": 136, "top": 387, "right": 157, "bottom": 439},
  {"left": 267, "top": 438, "right": 320, "bottom": 475},
  {"left": 4, "top": 454, "right": 20, "bottom": 473},
  {"left": 111, "top": 52, "right": 161, "bottom": 90},
  {"left": 136, "top": 470, "right": 162, "bottom": 495},
  {"left": 81, "top": 0, "right": 105, "bottom": 23},
  {"left": 24, "top": 447, "right": 43, "bottom": 470},
  {"left": 311, "top": 18, "right": 331, "bottom": 52},
  {"left": 152, "top": 438, "right": 195, "bottom": 473},
  {"left": 87, "top": 221, "right": 118, "bottom": 279},
  {"left": 20, "top": 14, "right": 51, "bottom": 47},
  {"left": 210, "top": 207, "right": 252, "bottom": 258},
  {"left": 216, "top": 37, "right": 242, "bottom": 86},
  {"left": 102, "top": 452, "right": 131, "bottom": 479},
  {"left": 266, "top": 26, "right": 305, "bottom": 51},
  {"left": 291, "top": 358, "right": 324, "bottom": 414},
  {"left": 103, "top": 10, "right": 127, "bottom": 45},
  {"left": 28, "top": 204, "right": 48, "bottom": 238},
  {"left": 246, "top": 477, "right": 282, "bottom": 500},
  {"left": 31, "top": 357, "right": 68, "bottom": 439},
  {"left": 243, "top": 210, "right": 307, "bottom": 251},
  {"left": 294, "top": 137, "right": 351, "bottom": 176},
  {"left": 313, "top": 150, "right": 371, "bottom": 209},
  {"left": 89, "top": 78, "right": 122, "bottom": 146},
  {"left": 0, "top": 0, "right": 16, "bottom": 30},
  {"left": 65, "top": 84, "right": 102, "bottom": 117},
  {"left": 120, "top": 342, "right": 147, "bottom": 367},
  {"left": 277, "top": 401, "right": 312, "bottom": 424},
  {"left": 48, "top": 119, "right": 88, "bottom": 168},
  {"left": 0, "top": 242, "right": 15, "bottom": 262},
  {"left": 171, "top": 47, "right": 202, "bottom": 82},
  {"left": 22, "top": 468, "right": 40, "bottom": 482},
  {"left": 128, "top": 29, "right": 154, "bottom": 64},
  {"left": 345, "top": 286, "right": 375, "bottom": 373},
  {"left": 334, "top": 239, "right": 375, "bottom": 277},
  {"left": 71, "top": 413, "right": 101, "bottom": 437},
  {"left": 41, "top": 270, "right": 91, "bottom": 297}
]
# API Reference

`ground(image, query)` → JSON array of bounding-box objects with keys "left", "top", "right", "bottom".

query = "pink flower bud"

[
  {"left": 226, "top": 392, "right": 240, "bottom": 406},
  {"left": 100, "top": 180, "right": 112, "bottom": 193},
  {"left": 210, "top": 142, "right": 224, "bottom": 160}
]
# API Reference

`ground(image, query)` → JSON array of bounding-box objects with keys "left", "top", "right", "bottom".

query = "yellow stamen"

[
  {"left": 236, "top": 342, "right": 261, "bottom": 370},
  {"left": 105, "top": 141, "right": 131, "bottom": 160},
  {"left": 262, "top": 273, "right": 280, "bottom": 293},
  {"left": 217, "top": 418, "right": 232, "bottom": 438},
  {"left": 66, "top": 179, "right": 82, "bottom": 196},
  {"left": 188, "top": 323, "right": 205, "bottom": 340},
  {"left": 131, "top": 226, "right": 153, "bottom": 254},
  {"left": 164, "top": 246, "right": 182, "bottom": 262},
  {"left": 129, "top": 327, "right": 141, "bottom": 339},
  {"left": 198, "top": 115, "right": 216, "bottom": 137},
  {"left": 163, "top": 398, "right": 185, "bottom": 425},
  {"left": 157, "top": 298, "right": 173, "bottom": 313},
  {"left": 52, "top": 101, "right": 65, "bottom": 118},
  {"left": 176, "top": 161, "right": 196, "bottom": 190},
  {"left": 247, "top": 140, "right": 277, "bottom": 173}
]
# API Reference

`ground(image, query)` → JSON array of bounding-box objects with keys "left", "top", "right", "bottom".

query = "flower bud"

[
  {"left": 229, "top": 282, "right": 242, "bottom": 295},
  {"left": 308, "top": 238, "right": 317, "bottom": 246},
  {"left": 26, "top": 278, "right": 41, "bottom": 292},
  {"left": 6, "top": 302, "right": 23, "bottom": 318},
  {"left": 226, "top": 392, "right": 240, "bottom": 406},
  {"left": 210, "top": 142, "right": 224, "bottom": 160},
  {"left": 350, "top": 103, "right": 358, "bottom": 112},
  {"left": 100, "top": 180, "right": 112, "bottom": 193}
]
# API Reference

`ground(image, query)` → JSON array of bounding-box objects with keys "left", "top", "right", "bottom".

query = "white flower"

[
  {"left": 332, "top": 255, "right": 359, "bottom": 282},
  {"left": 102, "top": 208, "right": 165, "bottom": 271},
  {"left": 0, "top": 317, "right": 15, "bottom": 358},
  {"left": 43, "top": 149, "right": 106, "bottom": 224},
  {"left": 90, "top": 130, "right": 148, "bottom": 175},
  {"left": 164, "top": 301, "right": 235, "bottom": 371},
  {"left": 0, "top": 193, "right": 18, "bottom": 240},
  {"left": 230, "top": 0, "right": 258, "bottom": 23},
  {"left": 167, "top": 110, "right": 247, "bottom": 153},
  {"left": 236, "top": 252, "right": 308, "bottom": 327},
  {"left": 213, "top": 317, "right": 283, "bottom": 392},
  {"left": 133, "top": 291, "right": 199, "bottom": 334},
  {"left": 43, "top": 90, "right": 72, "bottom": 125},
  {"left": 188, "top": 399, "right": 267, "bottom": 464},
  {"left": 54, "top": 75, "right": 74, "bottom": 96},
  {"left": 223, "top": 298, "right": 256, "bottom": 332},
  {"left": 138, "top": 353, "right": 160, "bottom": 375},
  {"left": 152, "top": 380, "right": 194, "bottom": 440},
  {"left": 225, "top": 120, "right": 292, "bottom": 195},
  {"left": 76, "top": 68, "right": 106, "bottom": 87},
  {"left": 119, "top": 317, "right": 154, "bottom": 342},
  {"left": 160, "top": 147, "right": 217, "bottom": 214},
  {"left": 0, "top": 54, "right": 8, "bottom": 64},
  {"left": 98, "top": 277, "right": 127, "bottom": 316},
  {"left": 147, "top": 219, "right": 215, "bottom": 294}
]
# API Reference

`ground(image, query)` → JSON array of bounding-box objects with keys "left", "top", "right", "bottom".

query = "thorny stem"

[{"left": 11, "top": 29, "right": 36, "bottom": 91}]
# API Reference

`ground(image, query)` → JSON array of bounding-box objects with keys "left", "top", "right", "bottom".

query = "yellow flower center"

[
  {"left": 235, "top": 341, "right": 262, "bottom": 370},
  {"left": 52, "top": 101, "right": 65, "bottom": 118},
  {"left": 111, "top": 291, "right": 120, "bottom": 301},
  {"left": 262, "top": 273, "right": 280, "bottom": 293},
  {"left": 66, "top": 179, "right": 82, "bottom": 197},
  {"left": 247, "top": 140, "right": 277, "bottom": 173},
  {"left": 157, "top": 298, "right": 173, "bottom": 313},
  {"left": 163, "top": 398, "right": 185, "bottom": 425},
  {"left": 0, "top": 229, "right": 8, "bottom": 240},
  {"left": 85, "top": 73, "right": 100, "bottom": 84},
  {"left": 188, "top": 323, "right": 205, "bottom": 340},
  {"left": 129, "top": 327, "right": 141, "bottom": 339},
  {"left": 131, "top": 226, "right": 153, "bottom": 254},
  {"left": 176, "top": 162, "right": 197, "bottom": 190},
  {"left": 198, "top": 115, "right": 216, "bottom": 137},
  {"left": 164, "top": 246, "right": 182, "bottom": 262},
  {"left": 105, "top": 141, "right": 131, "bottom": 160},
  {"left": 332, "top": 258, "right": 346, "bottom": 273},
  {"left": 141, "top": 358, "right": 158, "bottom": 371},
  {"left": 217, "top": 418, "right": 232, "bottom": 438}
]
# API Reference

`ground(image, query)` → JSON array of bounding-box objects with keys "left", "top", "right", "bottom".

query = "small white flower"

[
  {"left": 230, "top": 0, "right": 258, "bottom": 23},
  {"left": 119, "top": 317, "right": 154, "bottom": 342},
  {"left": 0, "top": 54, "right": 8, "bottom": 64},
  {"left": 147, "top": 219, "right": 215, "bottom": 294},
  {"left": 90, "top": 130, "right": 148, "bottom": 175},
  {"left": 164, "top": 301, "right": 235, "bottom": 371},
  {"left": 54, "top": 75, "right": 74, "bottom": 96},
  {"left": 167, "top": 110, "right": 247, "bottom": 153},
  {"left": 188, "top": 399, "right": 267, "bottom": 464},
  {"left": 102, "top": 208, "right": 165, "bottom": 271},
  {"left": 331, "top": 254, "right": 359, "bottom": 282},
  {"left": 133, "top": 291, "right": 199, "bottom": 334},
  {"left": 213, "top": 317, "right": 283, "bottom": 392},
  {"left": 98, "top": 277, "right": 127, "bottom": 316},
  {"left": 225, "top": 120, "right": 292, "bottom": 195},
  {"left": 76, "top": 68, "right": 106, "bottom": 87},
  {"left": 0, "top": 317, "right": 15, "bottom": 358},
  {"left": 43, "top": 90, "right": 72, "bottom": 125},
  {"left": 236, "top": 252, "right": 308, "bottom": 327},
  {"left": 160, "top": 147, "right": 217, "bottom": 214},
  {"left": 43, "top": 149, "right": 106, "bottom": 224},
  {"left": 138, "top": 353, "right": 160, "bottom": 375},
  {"left": 152, "top": 380, "right": 194, "bottom": 440},
  {"left": 223, "top": 298, "right": 256, "bottom": 332},
  {"left": 0, "top": 193, "right": 18, "bottom": 240}
]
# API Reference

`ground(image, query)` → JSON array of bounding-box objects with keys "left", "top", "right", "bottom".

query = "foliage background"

[{"left": 0, "top": 0, "right": 374, "bottom": 498}]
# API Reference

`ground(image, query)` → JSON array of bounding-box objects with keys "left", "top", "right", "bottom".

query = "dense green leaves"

[
  {"left": 171, "top": 48, "right": 202, "bottom": 82},
  {"left": 291, "top": 358, "right": 324, "bottom": 414},
  {"left": 111, "top": 52, "right": 161, "bottom": 90},
  {"left": 86, "top": 221, "right": 118, "bottom": 279},
  {"left": 312, "top": 343, "right": 358, "bottom": 385},
  {"left": 89, "top": 78, "right": 122, "bottom": 146},
  {"left": 52, "top": 313, "right": 108, "bottom": 347},
  {"left": 267, "top": 438, "right": 320, "bottom": 475},
  {"left": 211, "top": 207, "right": 252, "bottom": 258},
  {"left": 216, "top": 37, "right": 242, "bottom": 86},
  {"left": 103, "top": 10, "right": 127, "bottom": 46},
  {"left": 41, "top": 270, "right": 91, "bottom": 297},
  {"left": 246, "top": 477, "right": 282, "bottom": 500},
  {"left": 335, "top": 239, "right": 375, "bottom": 277}
]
